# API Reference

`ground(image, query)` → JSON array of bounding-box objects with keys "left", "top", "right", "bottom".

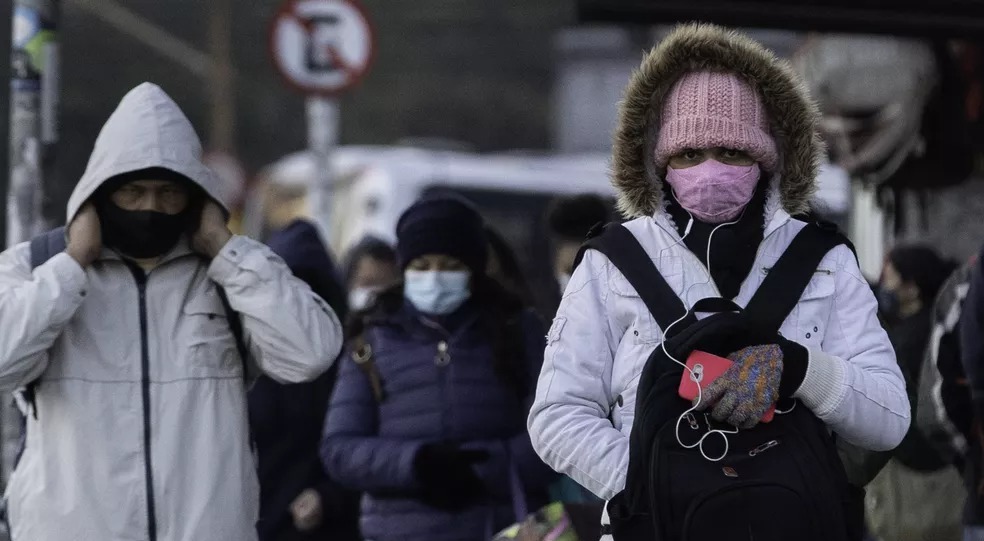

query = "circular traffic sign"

[{"left": 268, "top": 0, "right": 375, "bottom": 96}]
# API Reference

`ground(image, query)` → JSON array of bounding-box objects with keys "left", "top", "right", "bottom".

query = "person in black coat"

[
  {"left": 252, "top": 218, "right": 360, "bottom": 541},
  {"left": 879, "top": 244, "right": 957, "bottom": 471}
]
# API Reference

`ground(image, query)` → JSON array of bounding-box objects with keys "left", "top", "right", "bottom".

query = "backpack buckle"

[{"left": 352, "top": 344, "right": 373, "bottom": 364}]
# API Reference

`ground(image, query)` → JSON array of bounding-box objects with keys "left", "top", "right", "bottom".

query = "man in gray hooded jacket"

[{"left": 0, "top": 83, "right": 343, "bottom": 541}]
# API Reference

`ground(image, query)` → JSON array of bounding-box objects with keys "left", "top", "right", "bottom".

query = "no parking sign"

[{"left": 268, "top": 0, "right": 375, "bottom": 97}]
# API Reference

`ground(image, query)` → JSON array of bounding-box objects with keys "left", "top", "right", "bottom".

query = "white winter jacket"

[
  {"left": 527, "top": 25, "right": 910, "bottom": 501},
  {"left": 528, "top": 204, "right": 909, "bottom": 500},
  {"left": 0, "top": 83, "right": 343, "bottom": 541}
]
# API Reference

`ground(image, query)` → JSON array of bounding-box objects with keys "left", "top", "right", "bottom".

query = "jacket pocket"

[
  {"left": 793, "top": 273, "right": 836, "bottom": 349},
  {"left": 182, "top": 294, "right": 240, "bottom": 377},
  {"left": 610, "top": 257, "right": 683, "bottom": 345}
]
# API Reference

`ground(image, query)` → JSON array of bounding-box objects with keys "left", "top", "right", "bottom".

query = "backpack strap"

[
  {"left": 19, "top": 227, "right": 69, "bottom": 420},
  {"left": 574, "top": 223, "right": 691, "bottom": 332},
  {"left": 215, "top": 286, "right": 253, "bottom": 384},
  {"left": 29, "top": 226, "right": 67, "bottom": 269},
  {"left": 350, "top": 332, "right": 385, "bottom": 402},
  {"left": 743, "top": 222, "right": 850, "bottom": 333}
]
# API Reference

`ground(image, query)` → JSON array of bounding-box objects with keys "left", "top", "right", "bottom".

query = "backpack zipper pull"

[{"left": 749, "top": 439, "right": 780, "bottom": 457}]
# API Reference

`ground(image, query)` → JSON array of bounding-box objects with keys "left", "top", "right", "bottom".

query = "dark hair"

[
  {"left": 348, "top": 275, "right": 531, "bottom": 397},
  {"left": 485, "top": 226, "right": 534, "bottom": 305},
  {"left": 546, "top": 194, "right": 611, "bottom": 242},
  {"left": 887, "top": 244, "right": 959, "bottom": 304},
  {"left": 343, "top": 236, "right": 398, "bottom": 286}
]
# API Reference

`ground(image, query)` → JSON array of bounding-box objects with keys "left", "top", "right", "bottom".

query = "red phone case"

[{"left": 677, "top": 350, "right": 775, "bottom": 423}]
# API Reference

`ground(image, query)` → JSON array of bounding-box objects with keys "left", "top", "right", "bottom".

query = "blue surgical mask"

[{"left": 404, "top": 270, "right": 471, "bottom": 315}]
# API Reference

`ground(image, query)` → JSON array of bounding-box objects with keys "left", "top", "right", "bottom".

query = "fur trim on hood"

[{"left": 612, "top": 24, "right": 823, "bottom": 218}]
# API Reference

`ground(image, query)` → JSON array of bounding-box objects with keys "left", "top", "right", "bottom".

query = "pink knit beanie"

[{"left": 654, "top": 71, "right": 778, "bottom": 173}]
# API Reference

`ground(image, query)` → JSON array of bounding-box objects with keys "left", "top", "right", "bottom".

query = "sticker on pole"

[{"left": 269, "top": 0, "right": 375, "bottom": 96}]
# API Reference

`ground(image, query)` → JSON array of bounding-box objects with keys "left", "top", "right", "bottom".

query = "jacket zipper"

[
  {"left": 420, "top": 317, "right": 453, "bottom": 436},
  {"left": 128, "top": 265, "right": 157, "bottom": 541}
]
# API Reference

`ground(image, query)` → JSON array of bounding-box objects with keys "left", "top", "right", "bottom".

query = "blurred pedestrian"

[
  {"left": 957, "top": 243, "right": 984, "bottom": 541},
  {"left": 529, "top": 24, "right": 908, "bottom": 540},
  {"left": 545, "top": 194, "right": 610, "bottom": 296},
  {"left": 916, "top": 257, "right": 976, "bottom": 469},
  {"left": 0, "top": 83, "right": 342, "bottom": 541},
  {"left": 322, "top": 196, "right": 558, "bottom": 541},
  {"left": 251, "top": 221, "right": 359, "bottom": 541},
  {"left": 865, "top": 245, "right": 963, "bottom": 541},
  {"left": 250, "top": 374, "right": 360, "bottom": 541},
  {"left": 258, "top": 155, "right": 347, "bottom": 315},
  {"left": 485, "top": 226, "right": 535, "bottom": 307},
  {"left": 343, "top": 236, "right": 399, "bottom": 313}
]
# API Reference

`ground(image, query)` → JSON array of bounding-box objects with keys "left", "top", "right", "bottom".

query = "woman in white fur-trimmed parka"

[{"left": 527, "top": 24, "right": 909, "bottom": 505}]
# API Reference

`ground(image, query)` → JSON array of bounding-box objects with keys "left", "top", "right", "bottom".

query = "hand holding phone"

[{"left": 677, "top": 350, "right": 775, "bottom": 423}]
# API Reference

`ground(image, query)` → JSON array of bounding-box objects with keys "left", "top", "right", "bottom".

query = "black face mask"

[{"left": 98, "top": 203, "right": 191, "bottom": 259}]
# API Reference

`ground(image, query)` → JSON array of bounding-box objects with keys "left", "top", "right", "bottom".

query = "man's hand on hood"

[
  {"left": 193, "top": 200, "right": 233, "bottom": 259},
  {"left": 67, "top": 204, "right": 102, "bottom": 268}
]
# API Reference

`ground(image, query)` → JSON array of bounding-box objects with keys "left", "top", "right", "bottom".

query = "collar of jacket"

[{"left": 367, "top": 299, "right": 482, "bottom": 339}]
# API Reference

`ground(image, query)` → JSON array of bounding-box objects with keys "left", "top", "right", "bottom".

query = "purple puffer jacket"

[{"left": 321, "top": 300, "right": 557, "bottom": 541}]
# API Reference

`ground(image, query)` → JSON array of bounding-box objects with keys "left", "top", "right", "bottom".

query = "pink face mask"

[{"left": 664, "top": 160, "right": 761, "bottom": 223}]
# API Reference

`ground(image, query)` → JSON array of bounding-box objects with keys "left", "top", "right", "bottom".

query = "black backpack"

[{"left": 576, "top": 222, "right": 863, "bottom": 541}]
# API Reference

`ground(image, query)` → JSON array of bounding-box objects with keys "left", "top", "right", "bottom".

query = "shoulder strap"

[
  {"left": 20, "top": 227, "right": 70, "bottom": 419},
  {"left": 216, "top": 286, "right": 252, "bottom": 383},
  {"left": 574, "top": 223, "right": 689, "bottom": 331},
  {"left": 743, "top": 222, "right": 850, "bottom": 333},
  {"left": 30, "top": 226, "right": 67, "bottom": 269},
  {"left": 350, "top": 332, "right": 385, "bottom": 402}
]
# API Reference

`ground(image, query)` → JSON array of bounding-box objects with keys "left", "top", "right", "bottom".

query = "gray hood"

[{"left": 66, "top": 83, "right": 225, "bottom": 223}]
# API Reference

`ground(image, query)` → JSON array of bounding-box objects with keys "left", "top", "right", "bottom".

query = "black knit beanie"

[{"left": 396, "top": 196, "right": 488, "bottom": 274}]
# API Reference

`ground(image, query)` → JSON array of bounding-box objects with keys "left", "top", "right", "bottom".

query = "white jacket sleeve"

[
  {"left": 794, "top": 245, "right": 910, "bottom": 451},
  {"left": 207, "top": 235, "right": 343, "bottom": 383},
  {"left": 0, "top": 243, "right": 88, "bottom": 392},
  {"left": 528, "top": 250, "right": 628, "bottom": 500}
]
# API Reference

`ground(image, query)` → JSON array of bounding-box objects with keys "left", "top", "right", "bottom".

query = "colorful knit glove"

[{"left": 698, "top": 344, "right": 783, "bottom": 429}]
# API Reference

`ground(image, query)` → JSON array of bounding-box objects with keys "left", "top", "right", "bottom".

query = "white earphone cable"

[{"left": 658, "top": 207, "right": 746, "bottom": 461}]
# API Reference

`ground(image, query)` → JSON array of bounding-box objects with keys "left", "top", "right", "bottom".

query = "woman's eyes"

[{"left": 721, "top": 149, "right": 751, "bottom": 161}]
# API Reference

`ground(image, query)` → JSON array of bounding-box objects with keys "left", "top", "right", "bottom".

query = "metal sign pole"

[
  {"left": 7, "top": 0, "right": 58, "bottom": 247},
  {"left": 270, "top": 0, "right": 375, "bottom": 242},
  {"left": 3, "top": 0, "right": 59, "bottom": 532},
  {"left": 305, "top": 96, "right": 338, "bottom": 239}
]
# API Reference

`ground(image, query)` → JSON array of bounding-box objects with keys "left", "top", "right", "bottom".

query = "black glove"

[
  {"left": 662, "top": 310, "right": 770, "bottom": 362},
  {"left": 413, "top": 443, "right": 488, "bottom": 510}
]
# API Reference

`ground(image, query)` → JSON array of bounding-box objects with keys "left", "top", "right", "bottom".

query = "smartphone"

[{"left": 677, "top": 350, "right": 775, "bottom": 423}]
